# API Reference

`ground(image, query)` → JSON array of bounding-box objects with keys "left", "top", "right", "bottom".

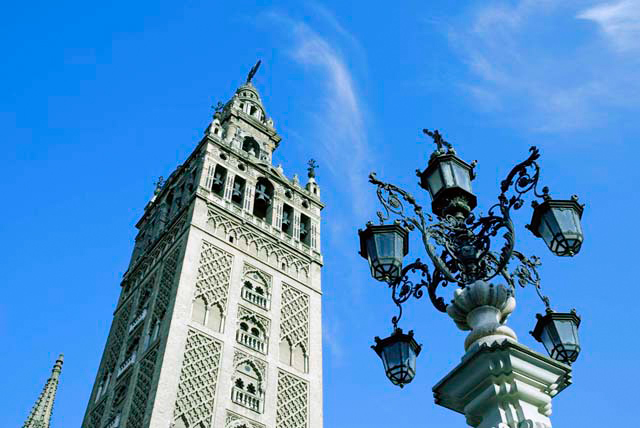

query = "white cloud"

[
  {"left": 267, "top": 11, "right": 373, "bottom": 216},
  {"left": 448, "top": 1, "right": 640, "bottom": 131},
  {"left": 578, "top": 0, "right": 640, "bottom": 52}
]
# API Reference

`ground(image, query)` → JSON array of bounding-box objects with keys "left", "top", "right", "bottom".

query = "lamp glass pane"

[
  {"left": 427, "top": 169, "right": 443, "bottom": 198},
  {"left": 441, "top": 161, "right": 455, "bottom": 187},
  {"left": 555, "top": 319, "right": 579, "bottom": 346},
  {"left": 554, "top": 208, "right": 579, "bottom": 236},
  {"left": 453, "top": 162, "right": 472, "bottom": 192},
  {"left": 374, "top": 232, "right": 396, "bottom": 259}
]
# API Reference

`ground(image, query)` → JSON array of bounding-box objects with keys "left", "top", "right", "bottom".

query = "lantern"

[
  {"left": 529, "top": 196, "right": 584, "bottom": 256},
  {"left": 417, "top": 152, "right": 477, "bottom": 217},
  {"left": 372, "top": 328, "right": 422, "bottom": 387},
  {"left": 531, "top": 309, "right": 581, "bottom": 365},
  {"left": 358, "top": 223, "right": 409, "bottom": 283}
]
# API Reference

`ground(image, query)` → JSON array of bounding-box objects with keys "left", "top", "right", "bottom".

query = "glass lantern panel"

[
  {"left": 554, "top": 208, "right": 580, "bottom": 236},
  {"left": 452, "top": 162, "right": 472, "bottom": 192},
  {"left": 555, "top": 319, "right": 579, "bottom": 346},
  {"left": 441, "top": 161, "right": 455, "bottom": 187},
  {"left": 383, "top": 341, "right": 403, "bottom": 370},
  {"left": 537, "top": 216, "right": 554, "bottom": 248},
  {"left": 374, "top": 232, "right": 396, "bottom": 258},
  {"left": 540, "top": 322, "right": 560, "bottom": 356},
  {"left": 427, "top": 169, "right": 443, "bottom": 198}
]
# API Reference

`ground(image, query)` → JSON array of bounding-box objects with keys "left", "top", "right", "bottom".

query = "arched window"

[
  {"left": 191, "top": 297, "right": 223, "bottom": 332},
  {"left": 236, "top": 316, "right": 267, "bottom": 353},
  {"left": 231, "top": 176, "right": 245, "bottom": 206},
  {"left": 292, "top": 344, "right": 307, "bottom": 372},
  {"left": 300, "top": 214, "right": 311, "bottom": 246},
  {"left": 231, "top": 361, "right": 263, "bottom": 413},
  {"left": 282, "top": 204, "right": 294, "bottom": 236},
  {"left": 241, "top": 275, "right": 270, "bottom": 309},
  {"left": 207, "top": 304, "right": 223, "bottom": 332},
  {"left": 211, "top": 165, "right": 227, "bottom": 197},
  {"left": 252, "top": 178, "right": 273, "bottom": 223},
  {"left": 242, "top": 137, "right": 260, "bottom": 158},
  {"left": 279, "top": 340, "right": 292, "bottom": 366},
  {"left": 192, "top": 297, "right": 207, "bottom": 325}
]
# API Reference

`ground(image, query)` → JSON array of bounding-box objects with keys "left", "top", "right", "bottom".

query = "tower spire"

[{"left": 23, "top": 354, "right": 64, "bottom": 428}]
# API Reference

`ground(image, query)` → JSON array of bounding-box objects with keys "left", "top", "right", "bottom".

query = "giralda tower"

[{"left": 81, "top": 64, "right": 323, "bottom": 428}]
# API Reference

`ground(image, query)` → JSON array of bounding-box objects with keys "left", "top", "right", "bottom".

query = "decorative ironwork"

[{"left": 368, "top": 132, "right": 556, "bottom": 319}]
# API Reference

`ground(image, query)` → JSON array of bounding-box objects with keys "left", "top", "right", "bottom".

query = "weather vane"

[
  {"left": 246, "top": 60, "right": 262, "bottom": 84},
  {"left": 423, "top": 128, "right": 452, "bottom": 151},
  {"left": 307, "top": 159, "right": 319, "bottom": 178}
]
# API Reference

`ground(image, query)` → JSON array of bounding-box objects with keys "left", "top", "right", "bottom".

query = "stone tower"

[
  {"left": 81, "top": 65, "right": 323, "bottom": 428},
  {"left": 23, "top": 354, "right": 64, "bottom": 428}
]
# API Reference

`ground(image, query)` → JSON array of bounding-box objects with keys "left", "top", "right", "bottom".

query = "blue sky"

[{"left": 2, "top": 0, "right": 640, "bottom": 426}]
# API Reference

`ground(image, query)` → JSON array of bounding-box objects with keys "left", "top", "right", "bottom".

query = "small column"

[
  {"left": 432, "top": 280, "right": 572, "bottom": 428},
  {"left": 272, "top": 197, "right": 283, "bottom": 230},
  {"left": 244, "top": 181, "right": 255, "bottom": 213},
  {"left": 293, "top": 211, "right": 301, "bottom": 241},
  {"left": 310, "top": 220, "right": 320, "bottom": 251},
  {"left": 224, "top": 173, "right": 236, "bottom": 201}
]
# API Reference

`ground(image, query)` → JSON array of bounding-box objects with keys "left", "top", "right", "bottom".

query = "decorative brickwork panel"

[
  {"left": 173, "top": 329, "right": 223, "bottom": 427},
  {"left": 127, "top": 346, "right": 159, "bottom": 428},
  {"left": 195, "top": 241, "right": 233, "bottom": 313},
  {"left": 137, "top": 273, "right": 156, "bottom": 313},
  {"left": 276, "top": 371, "right": 308, "bottom": 428},
  {"left": 85, "top": 401, "right": 105, "bottom": 428},
  {"left": 207, "top": 207, "right": 310, "bottom": 277},
  {"left": 280, "top": 284, "right": 309, "bottom": 351},
  {"left": 153, "top": 245, "right": 181, "bottom": 321},
  {"left": 105, "top": 300, "right": 133, "bottom": 370}
]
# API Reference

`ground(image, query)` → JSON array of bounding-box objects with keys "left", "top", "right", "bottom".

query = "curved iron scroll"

[
  {"left": 389, "top": 259, "right": 448, "bottom": 329},
  {"left": 369, "top": 145, "right": 552, "bottom": 323}
]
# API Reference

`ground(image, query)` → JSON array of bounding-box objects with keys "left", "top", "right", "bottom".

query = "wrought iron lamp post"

[{"left": 358, "top": 129, "right": 586, "bottom": 427}]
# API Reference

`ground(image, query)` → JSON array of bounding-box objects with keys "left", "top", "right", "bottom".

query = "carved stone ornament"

[
  {"left": 433, "top": 340, "right": 570, "bottom": 428},
  {"left": 446, "top": 280, "right": 517, "bottom": 351}
]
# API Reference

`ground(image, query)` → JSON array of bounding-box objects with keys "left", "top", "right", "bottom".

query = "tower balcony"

[
  {"left": 236, "top": 330, "right": 266, "bottom": 353},
  {"left": 116, "top": 352, "right": 136, "bottom": 378},
  {"left": 231, "top": 386, "right": 262, "bottom": 413},
  {"left": 241, "top": 287, "right": 268, "bottom": 309},
  {"left": 128, "top": 308, "right": 147, "bottom": 333}
]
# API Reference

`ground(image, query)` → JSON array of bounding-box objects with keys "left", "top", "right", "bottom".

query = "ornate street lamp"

[
  {"left": 371, "top": 328, "right": 422, "bottom": 388},
  {"left": 358, "top": 128, "right": 587, "bottom": 387},
  {"left": 358, "top": 222, "right": 409, "bottom": 283},
  {"left": 417, "top": 129, "right": 477, "bottom": 218},
  {"left": 529, "top": 196, "right": 585, "bottom": 257},
  {"left": 531, "top": 308, "right": 582, "bottom": 364}
]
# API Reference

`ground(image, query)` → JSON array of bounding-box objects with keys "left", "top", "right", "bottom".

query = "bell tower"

[{"left": 81, "top": 63, "right": 324, "bottom": 428}]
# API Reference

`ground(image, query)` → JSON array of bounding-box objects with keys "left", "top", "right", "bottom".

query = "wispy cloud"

[
  {"left": 578, "top": 0, "right": 640, "bottom": 52},
  {"left": 266, "top": 11, "right": 372, "bottom": 216},
  {"left": 448, "top": 1, "right": 640, "bottom": 131}
]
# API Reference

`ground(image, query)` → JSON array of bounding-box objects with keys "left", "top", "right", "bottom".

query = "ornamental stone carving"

[
  {"left": 173, "top": 329, "right": 223, "bottom": 428},
  {"left": 195, "top": 241, "right": 233, "bottom": 314},
  {"left": 446, "top": 280, "right": 517, "bottom": 350}
]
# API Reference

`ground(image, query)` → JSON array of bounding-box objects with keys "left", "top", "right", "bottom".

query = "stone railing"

[
  {"left": 232, "top": 386, "right": 262, "bottom": 413},
  {"left": 241, "top": 287, "right": 268, "bottom": 309},
  {"left": 236, "top": 330, "right": 266, "bottom": 353},
  {"left": 128, "top": 308, "right": 147, "bottom": 333},
  {"left": 116, "top": 352, "right": 136, "bottom": 378}
]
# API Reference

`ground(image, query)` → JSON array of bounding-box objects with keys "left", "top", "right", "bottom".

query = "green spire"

[{"left": 23, "top": 354, "right": 64, "bottom": 428}]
